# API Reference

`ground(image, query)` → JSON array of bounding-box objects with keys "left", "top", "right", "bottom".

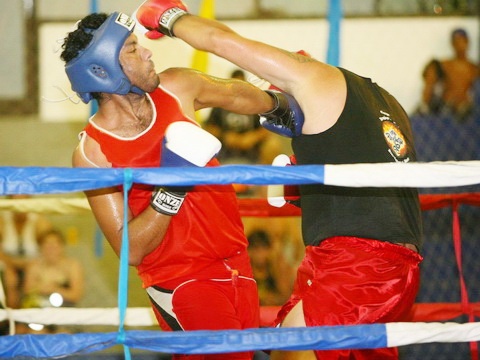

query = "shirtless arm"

[
  {"left": 159, "top": 67, "right": 274, "bottom": 119},
  {"left": 72, "top": 142, "right": 172, "bottom": 267},
  {"left": 173, "top": 17, "right": 311, "bottom": 95},
  {"left": 166, "top": 16, "right": 347, "bottom": 134},
  {"left": 136, "top": 1, "right": 347, "bottom": 133}
]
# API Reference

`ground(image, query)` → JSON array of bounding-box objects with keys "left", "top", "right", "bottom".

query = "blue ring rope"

[
  {"left": 326, "top": 0, "right": 342, "bottom": 66},
  {"left": 116, "top": 169, "right": 133, "bottom": 359},
  {"left": 0, "top": 324, "right": 388, "bottom": 358},
  {"left": 0, "top": 165, "right": 325, "bottom": 195}
]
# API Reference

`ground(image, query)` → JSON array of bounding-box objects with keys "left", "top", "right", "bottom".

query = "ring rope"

[
  {"left": 2, "top": 193, "right": 480, "bottom": 216},
  {"left": 1, "top": 302, "right": 480, "bottom": 328},
  {"left": 1, "top": 161, "right": 479, "bottom": 196},
  {"left": 1, "top": 322, "right": 480, "bottom": 358},
  {"left": 0, "top": 163, "right": 479, "bottom": 358},
  {"left": 117, "top": 169, "right": 134, "bottom": 359}
]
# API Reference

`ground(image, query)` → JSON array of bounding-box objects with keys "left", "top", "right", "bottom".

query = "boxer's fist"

[
  {"left": 134, "top": 0, "right": 188, "bottom": 39},
  {"left": 151, "top": 121, "right": 221, "bottom": 216},
  {"left": 161, "top": 121, "right": 221, "bottom": 168},
  {"left": 260, "top": 90, "right": 304, "bottom": 138},
  {"left": 267, "top": 154, "right": 300, "bottom": 208}
]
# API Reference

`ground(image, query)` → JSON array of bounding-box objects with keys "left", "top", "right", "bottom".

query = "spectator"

[
  {"left": 0, "top": 195, "right": 53, "bottom": 310},
  {"left": 247, "top": 229, "right": 294, "bottom": 306},
  {"left": 0, "top": 250, "right": 20, "bottom": 309},
  {"left": 0, "top": 195, "right": 53, "bottom": 268},
  {"left": 22, "top": 229, "right": 84, "bottom": 309},
  {"left": 418, "top": 28, "right": 479, "bottom": 121},
  {"left": 0, "top": 252, "right": 19, "bottom": 335}
]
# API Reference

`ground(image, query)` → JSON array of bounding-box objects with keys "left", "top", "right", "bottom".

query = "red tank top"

[{"left": 84, "top": 87, "right": 251, "bottom": 288}]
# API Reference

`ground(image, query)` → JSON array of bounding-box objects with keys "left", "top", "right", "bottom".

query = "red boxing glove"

[
  {"left": 134, "top": 0, "right": 188, "bottom": 39},
  {"left": 267, "top": 154, "right": 301, "bottom": 208}
]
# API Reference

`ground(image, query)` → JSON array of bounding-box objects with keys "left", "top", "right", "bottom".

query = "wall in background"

[
  {"left": 39, "top": 16, "right": 478, "bottom": 122},
  {"left": 0, "top": 1, "right": 25, "bottom": 99}
]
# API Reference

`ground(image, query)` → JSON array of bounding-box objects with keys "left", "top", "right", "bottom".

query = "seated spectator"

[
  {"left": 0, "top": 195, "right": 54, "bottom": 316},
  {"left": 247, "top": 229, "right": 295, "bottom": 306},
  {"left": 0, "top": 195, "right": 53, "bottom": 270},
  {"left": 0, "top": 250, "right": 20, "bottom": 309},
  {"left": 22, "top": 229, "right": 84, "bottom": 309},
  {"left": 417, "top": 28, "right": 479, "bottom": 122}
]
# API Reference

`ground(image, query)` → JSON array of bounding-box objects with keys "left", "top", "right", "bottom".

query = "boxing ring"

[{"left": 0, "top": 162, "right": 479, "bottom": 359}]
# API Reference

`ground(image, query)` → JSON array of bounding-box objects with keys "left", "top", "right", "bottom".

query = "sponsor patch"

[
  {"left": 151, "top": 188, "right": 186, "bottom": 216},
  {"left": 379, "top": 110, "right": 409, "bottom": 162},
  {"left": 115, "top": 13, "right": 135, "bottom": 32}
]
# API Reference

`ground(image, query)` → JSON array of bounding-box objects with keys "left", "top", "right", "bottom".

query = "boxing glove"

[
  {"left": 134, "top": 0, "right": 188, "bottom": 39},
  {"left": 259, "top": 90, "right": 304, "bottom": 138},
  {"left": 267, "top": 154, "right": 301, "bottom": 208},
  {"left": 161, "top": 121, "right": 222, "bottom": 167},
  {"left": 151, "top": 121, "right": 222, "bottom": 216}
]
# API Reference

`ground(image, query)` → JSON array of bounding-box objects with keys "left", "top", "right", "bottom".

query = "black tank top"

[{"left": 292, "top": 68, "right": 423, "bottom": 249}]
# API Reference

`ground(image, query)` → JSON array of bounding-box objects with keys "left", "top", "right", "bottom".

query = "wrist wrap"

[
  {"left": 159, "top": 7, "right": 188, "bottom": 37},
  {"left": 151, "top": 187, "right": 186, "bottom": 216}
]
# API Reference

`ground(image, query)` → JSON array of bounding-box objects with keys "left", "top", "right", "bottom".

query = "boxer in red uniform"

[
  {"left": 135, "top": 1, "right": 424, "bottom": 359},
  {"left": 61, "top": 11, "right": 300, "bottom": 360}
]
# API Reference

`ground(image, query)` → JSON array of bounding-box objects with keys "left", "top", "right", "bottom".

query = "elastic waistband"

[{"left": 316, "top": 236, "right": 423, "bottom": 263}]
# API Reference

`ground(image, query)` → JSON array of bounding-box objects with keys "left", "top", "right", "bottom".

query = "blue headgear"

[{"left": 65, "top": 12, "right": 144, "bottom": 104}]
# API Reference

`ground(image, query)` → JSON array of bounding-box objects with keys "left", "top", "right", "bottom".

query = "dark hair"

[
  {"left": 60, "top": 13, "right": 108, "bottom": 63},
  {"left": 422, "top": 58, "right": 445, "bottom": 80},
  {"left": 37, "top": 229, "right": 66, "bottom": 247},
  {"left": 230, "top": 69, "right": 246, "bottom": 80},
  {"left": 451, "top": 28, "right": 468, "bottom": 41},
  {"left": 60, "top": 13, "right": 108, "bottom": 101},
  {"left": 248, "top": 230, "right": 271, "bottom": 248}
]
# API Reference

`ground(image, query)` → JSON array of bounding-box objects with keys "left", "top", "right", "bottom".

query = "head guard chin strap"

[{"left": 65, "top": 12, "right": 145, "bottom": 104}]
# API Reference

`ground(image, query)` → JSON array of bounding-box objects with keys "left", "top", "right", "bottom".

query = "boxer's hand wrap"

[
  {"left": 259, "top": 90, "right": 304, "bottom": 138},
  {"left": 267, "top": 154, "right": 301, "bottom": 208},
  {"left": 151, "top": 187, "right": 186, "bottom": 216},
  {"left": 159, "top": 7, "right": 188, "bottom": 37},
  {"left": 134, "top": 0, "right": 188, "bottom": 39}
]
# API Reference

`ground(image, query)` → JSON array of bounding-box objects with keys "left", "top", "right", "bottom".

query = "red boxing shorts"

[
  {"left": 148, "top": 276, "right": 259, "bottom": 360},
  {"left": 274, "top": 236, "right": 423, "bottom": 360}
]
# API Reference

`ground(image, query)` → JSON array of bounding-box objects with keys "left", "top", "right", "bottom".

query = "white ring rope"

[
  {"left": 0, "top": 307, "right": 156, "bottom": 327},
  {"left": 324, "top": 161, "right": 480, "bottom": 188},
  {"left": 1, "top": 307, "right": 480, "bottom": 347},
  {"left": 0, "top": 197, "right": 90, "bottom": 214},
  {"left": 386, "top": 322, "right": 480, "bottom": 347}
]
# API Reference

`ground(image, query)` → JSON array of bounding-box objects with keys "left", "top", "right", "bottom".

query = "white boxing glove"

[
  {"left": 161, "top": 121, "right": 222, "bottom": 167},
  {"left": 151, "top": 121, "right": 221, "bottom": 216},
  {"left": 267, "top": 154, "right": 300, "bottom": 208}
]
